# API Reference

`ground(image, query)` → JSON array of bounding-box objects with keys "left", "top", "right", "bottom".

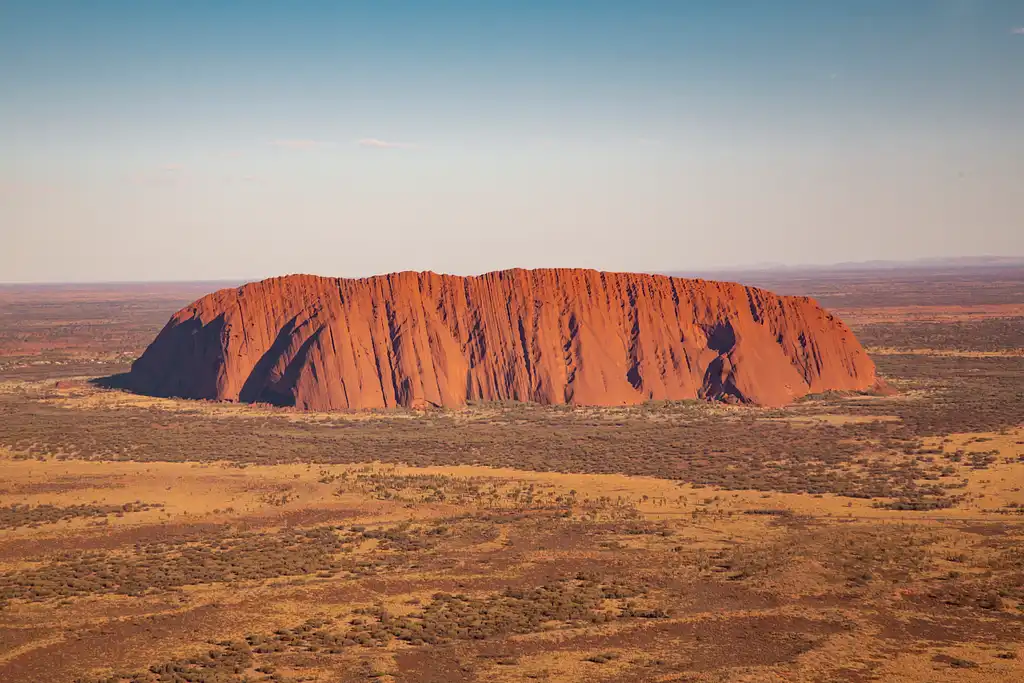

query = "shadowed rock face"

[{"left": 128, "top": 269, "right": 881, "bottom": 410}]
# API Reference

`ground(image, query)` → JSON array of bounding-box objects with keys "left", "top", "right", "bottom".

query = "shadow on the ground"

[{"left": 89, "top": 373, "right": 136, "bottom": 391}]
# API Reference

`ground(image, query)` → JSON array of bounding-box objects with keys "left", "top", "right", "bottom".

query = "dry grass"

[{"left": 1, "top": 271, "right": 1023, "bottom": 682}]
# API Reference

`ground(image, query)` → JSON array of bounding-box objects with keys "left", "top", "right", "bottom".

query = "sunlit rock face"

[{"left": 129, "top": 269, "right": 881, "bottom": 410}]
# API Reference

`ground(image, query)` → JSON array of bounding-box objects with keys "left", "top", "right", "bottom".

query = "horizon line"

[{"left": 2, "top": 255, "right": 1022, "bottom": 287}]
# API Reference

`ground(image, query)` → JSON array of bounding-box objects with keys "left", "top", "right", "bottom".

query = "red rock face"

[{"left": 128, "top": 269, "right": 881, "bottom": 410}]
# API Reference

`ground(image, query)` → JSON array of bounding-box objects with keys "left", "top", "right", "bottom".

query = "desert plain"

[{"left": 0, "top": 266, "right": 1021, "bottom": 682}]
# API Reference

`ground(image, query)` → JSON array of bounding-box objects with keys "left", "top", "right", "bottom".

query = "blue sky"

[{"left": 2, "top": 1, "right": 1022, "bottom": 282}]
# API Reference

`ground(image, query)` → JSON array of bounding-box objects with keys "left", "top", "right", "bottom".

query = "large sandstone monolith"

[{"left": 127, "top": 269, "right": 881, "bottom": 410}]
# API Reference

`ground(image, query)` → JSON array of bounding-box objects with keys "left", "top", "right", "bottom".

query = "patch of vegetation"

[
  {"left": 0, "top": 502, "right": 162, "bottom": 530},
  {"left": 855, "top": 318, "right": 1024, "bottom": 353},
  {"left": 75, "top": 640, "right": 266, "bottom": 683},
  {"left": 0, "top": 390, "right": 990, "bottom": 505},
  {"left": 75, "top": 577, "right": 654, "bottom": 682},
  {"left": 333, "top": 469, "right": 574, "bottom": 509},
  {"left": 0, "top": 524, "right": 438, "bottom": 608}
]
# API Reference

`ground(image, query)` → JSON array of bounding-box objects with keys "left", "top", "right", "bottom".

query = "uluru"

[{"left": 125, "top": 268, "right": 881, "bottom": 410}]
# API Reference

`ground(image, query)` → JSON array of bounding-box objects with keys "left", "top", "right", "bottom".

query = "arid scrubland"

[{"left": 0, "top": 271, "right": 1022, "bottom": 682}]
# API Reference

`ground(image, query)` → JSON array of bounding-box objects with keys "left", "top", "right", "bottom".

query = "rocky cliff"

[{"left": 127, "top": 269, "right": 881, "bottom": 410}]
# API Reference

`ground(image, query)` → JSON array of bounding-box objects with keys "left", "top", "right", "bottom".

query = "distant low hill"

[{"left": 667, "top": 256, "right": 1024, "bottom": 280}]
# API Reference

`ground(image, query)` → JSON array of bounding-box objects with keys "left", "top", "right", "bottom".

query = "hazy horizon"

[
  {"left": 3, "top": 1, "right": 1024, "bottom": 283},
  {"left": 4, "top": 255, "right": 1024, "bottom": 288}
]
